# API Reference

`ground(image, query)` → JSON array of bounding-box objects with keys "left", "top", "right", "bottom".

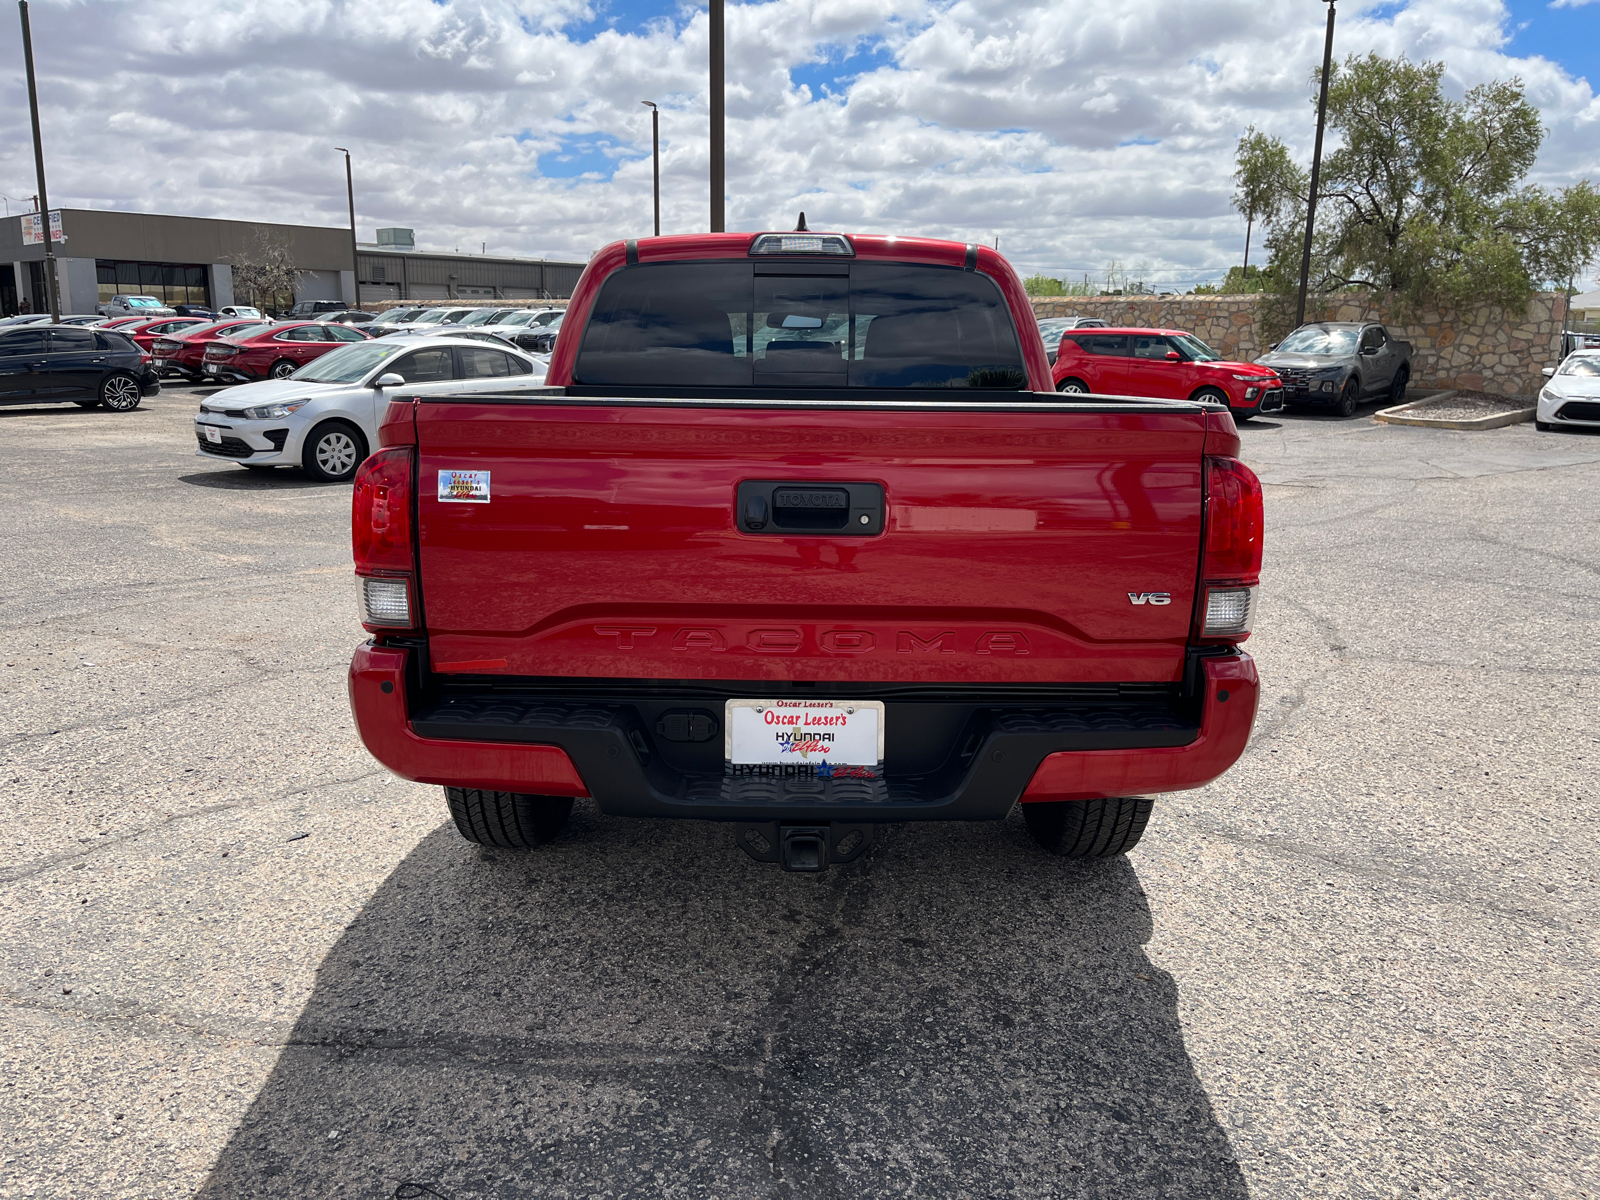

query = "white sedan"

[
  {"left": 192, "top": 336, "right": 547, "bottom": 481},
  {"left": 1536, "top": 351, "right": 1600, "bottom": 433}
]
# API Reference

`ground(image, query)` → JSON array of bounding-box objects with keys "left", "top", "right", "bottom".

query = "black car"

[
  {"left": 501, "top": 315, "right": 562, "bottom": 355},
  {"left": 0, "top": 324, "right": 161, "bottom": 410},
  {"left": 284, "top": 299, "right": 351, "bottom": 319},
  {"left": 172, "top": 304, "right": 217, "bottom": 319}
]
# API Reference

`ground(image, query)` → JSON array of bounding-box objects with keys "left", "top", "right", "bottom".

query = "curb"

[{"left": 1374, "top": 391, "right": 1537, "bottom": 430}]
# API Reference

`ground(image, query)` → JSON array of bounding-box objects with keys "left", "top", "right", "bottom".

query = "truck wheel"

[
  {"left": 1389, "top": 367, "right": 1408, "bottom": 405},
  {"left": 445, "top": 788, "right": 574, "bottom": 849},
  {"left": 1334, "top": 379, "right": 1359, "bottom": 418},
  {"left": 1021, "top": 796, "right": 1153, "bottom": 858},
  {"left": 1056, "top": 378, "right": 1090, "bottom": 394}
]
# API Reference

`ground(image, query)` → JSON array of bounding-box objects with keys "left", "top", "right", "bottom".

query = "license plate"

[
  {"left": 153, "top": 357, "right": 168, "bottom": 367},
  {"left": 726, "top": 699, "right": 884, "bottom": 766},
  {"left": 203, "top": 426, "right": 222, "bottom": 444},
  {"left": 204, "top": 363, "right": 218, "bottom": 374}
]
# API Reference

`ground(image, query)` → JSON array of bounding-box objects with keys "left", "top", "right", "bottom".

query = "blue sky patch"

[
  {"left": 790, "top": 39, "right": 895, "bottom": 98},
  {"left": 566, "top": 0, "right": 683, "bottom": 37},
  {"left": 1500, "top": 0, "right": 1596, "bottom": 87},
  {"left": 537, "top": 133, "right": 643, "bottom": 181}
]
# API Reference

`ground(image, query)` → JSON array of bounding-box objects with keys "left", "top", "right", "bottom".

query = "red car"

[
  {"left": 346, "top": 228, "right": 1264, "bottom": 873},
  {"left": 117, "top": 317, "right": 211, "bottom": 352},
  {"left": 1051, "top": 326, "right": 1284, "bottom": 418},
  {"left": 201, "top": 320, "right": 372, "bottom": 383},
  {"left": 149, "top": 319, "right": 270, "bottom": 380}
]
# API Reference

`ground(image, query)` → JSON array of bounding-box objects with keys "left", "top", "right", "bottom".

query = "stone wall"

[{"left": 1031, "top": 292, "right": 1570, "bottom": 396}]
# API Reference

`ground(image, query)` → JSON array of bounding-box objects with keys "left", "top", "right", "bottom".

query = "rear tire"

[
  {"left": 269, "top": 358, "right": 298, "bottom": 379},
  {"left": 1021, "top": 797, "right": 1153, "bottom": 858},
  {"left": 1335, "top": 379, "right": 1359, "bottom": 418},
  {"left": 99, "top": 372, "right": 143, "bottom": 412},
  {"left": 445, "top": 788, "right": 574, "bottom": 849},
  {"left": 1056, "top": 378, "right": 1090, "bottom": 394},
  {"left": 1389, "top": 367, "right": 1409, "bottom": 405}
]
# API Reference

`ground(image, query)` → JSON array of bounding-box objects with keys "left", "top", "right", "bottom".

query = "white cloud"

[{"left": 1, "top": 0, "right": 1593, "bottom": 286}]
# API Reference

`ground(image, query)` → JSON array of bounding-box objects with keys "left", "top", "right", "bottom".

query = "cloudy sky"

[{"left": 3, "top": 0, "right": 1596, "bottom": 288}]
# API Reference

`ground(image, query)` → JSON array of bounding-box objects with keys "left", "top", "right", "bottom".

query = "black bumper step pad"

[{"left": 409, "top": 692, "right": 1199, "bottom": 823}]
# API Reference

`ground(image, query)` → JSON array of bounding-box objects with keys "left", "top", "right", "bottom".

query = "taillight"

[
  {"left": 1197, "top": 456, "right": 1263, "bottom": 642},
  {"left": 353, "top": 446, "right": 417, "bottom": 632}
]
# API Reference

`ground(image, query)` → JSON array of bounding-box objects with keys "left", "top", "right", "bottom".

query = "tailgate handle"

[{"left": 737, "top": 481, "right": 884, "bottom": 536}]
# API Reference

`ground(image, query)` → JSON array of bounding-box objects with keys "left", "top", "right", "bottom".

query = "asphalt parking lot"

[{"left": 2, "top": 384, "right": 1597, "bottom": 1199}]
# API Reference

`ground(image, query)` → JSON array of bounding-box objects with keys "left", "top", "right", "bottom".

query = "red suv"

[
  {"left": 149, "top": 319, "right": 271, "bottom": 380},
  {"left": 201, "top": 321, "right": 372, "bottom": 382},
  {"left": 1051, "top": 327, "right": 1283, "bottom": 418}
]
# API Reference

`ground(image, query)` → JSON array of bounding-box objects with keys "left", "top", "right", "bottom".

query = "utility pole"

[
  {"left": 1295, "top": 0, "right": 1337, "bottom": 330},
  {"left": 641, "top": 101, "right": 660, "bottom": 237},
  {"left": 18, "top": 0, "right": 59, "bottom": 322},
  {"left": 334, "top": 147, "right": 361, "bottom": 310},
  {"left": 709, "top": 0, "right": 724, "bottom": 232}
]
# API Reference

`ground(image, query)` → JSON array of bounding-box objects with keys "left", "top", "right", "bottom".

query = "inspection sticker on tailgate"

[
  {"left": 438, "top": 470, "right": 490, "bottom": 503},
  {"left": 726, "top": 699, "right": 884, "bottom": 767}
]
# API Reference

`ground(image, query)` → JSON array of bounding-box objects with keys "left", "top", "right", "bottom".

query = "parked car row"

[
  {"left": 192, "top": 335, "right": 549, "bottom": 481},
  {"left": 1034, "top": 317, "right": 1417, "bottom": 420},
  {"left": 91, "top": 294, "right": 262, "bottom": 320}
]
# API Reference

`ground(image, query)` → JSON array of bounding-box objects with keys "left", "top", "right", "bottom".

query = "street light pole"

[
  {"left": 1295, "top": 0, "right": 1337, "bottom": 330},
  {"left": 709, "top": 0, "right": 724, "bottom": 233},
  {"left": 641, "top": 101, "right": 660, "bottom": 237},
  {"left": 334, "top": 147, "right": 361, "bottom": 310},
  {"left": 18, "top": 0, "right": 59, "bottom": 322}
]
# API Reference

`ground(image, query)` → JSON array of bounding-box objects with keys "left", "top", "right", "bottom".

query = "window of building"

[{"left": 96, "top": 261, "right": 210, "bottom": 308}]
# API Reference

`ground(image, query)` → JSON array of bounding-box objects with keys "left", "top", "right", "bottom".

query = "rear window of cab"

[{"left": 573, "top": 261, "right": 1026, "bottom": 390}]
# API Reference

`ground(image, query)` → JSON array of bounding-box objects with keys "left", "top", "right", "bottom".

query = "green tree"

[
  {"left": 1023, "top": 273, "right": 1096, "bottom": 297},
  {"left": 1232, "top": 128, "right": 1304, "bottom": 275},
  {"left": 1256, "top": 52, "right": 1600, "bottom": 315}
]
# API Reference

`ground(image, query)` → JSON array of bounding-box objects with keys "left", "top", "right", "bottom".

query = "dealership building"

[{"left": 0, "top": 208, "right": 585, "bottom": 316}]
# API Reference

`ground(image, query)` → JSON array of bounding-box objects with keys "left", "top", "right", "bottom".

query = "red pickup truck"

[{"left": 347, "top": 230, "right": 1263, "bottom": 871}]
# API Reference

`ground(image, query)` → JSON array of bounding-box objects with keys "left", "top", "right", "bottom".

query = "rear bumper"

[
  {"left": 348, "top": 645, "right": 1258, "bottom": 822},
  {"left": 201, "top": 361, "right": 261, "bottom": 382}
]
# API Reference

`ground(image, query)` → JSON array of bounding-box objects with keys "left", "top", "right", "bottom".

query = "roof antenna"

[{"left": 794, "top": 212, "right": 809, "bottom": 232}]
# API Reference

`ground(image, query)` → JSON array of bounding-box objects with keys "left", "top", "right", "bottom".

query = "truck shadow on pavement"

[{"left": 197, "top": 807, "right": 1249, "bottom": 1199}]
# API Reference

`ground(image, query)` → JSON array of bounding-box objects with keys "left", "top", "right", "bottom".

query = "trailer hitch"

[{"left": 735, "top": 822, "right": 873, "bottom": 871}]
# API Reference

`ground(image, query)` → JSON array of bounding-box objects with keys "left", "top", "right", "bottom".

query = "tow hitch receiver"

[{"left": 735, "top": 822, "right": 873, "bottom": 871}]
